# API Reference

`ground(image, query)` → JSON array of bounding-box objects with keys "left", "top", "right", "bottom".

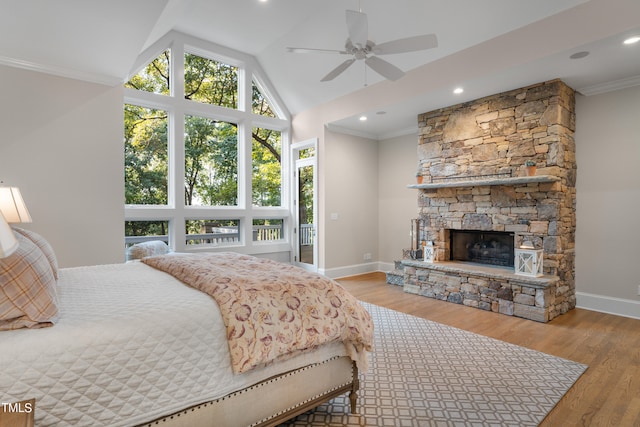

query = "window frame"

[{"left": 124, "top": 32, "right": 291, "bottom": 256}]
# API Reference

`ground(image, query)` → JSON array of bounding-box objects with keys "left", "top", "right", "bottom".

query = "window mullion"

[
  {"left": 240, "top": 64, "right": 254, "bottom": 248},
  {"left": 237, "top": 121, "right": 252, "bottom": 245},
  {"left": 170, "top": 42, "right": 186, "bottom": 251}
]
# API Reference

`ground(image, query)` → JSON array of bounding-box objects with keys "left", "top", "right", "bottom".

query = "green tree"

[
  {"left": 252, "top": 81, "right": 276, "bottom": 118},
  {"left": 125, "top": 50, "right": 170, "bottom": 95},
  {"left": 252, "top": 127, "right": 281, "bottom": 206},
  {"left": 124, "top": 104, "right": 168, "bottom": 205},
  {"left": 185, "top": 53, "right": 237, "bottom": 108},
  {"left": 185, "top": 116, "right": 238, "bottom": 206}
]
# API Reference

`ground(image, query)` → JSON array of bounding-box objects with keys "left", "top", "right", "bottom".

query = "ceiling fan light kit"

[{"left": 288, "top": 9, "right": 438, "bottom": 82}]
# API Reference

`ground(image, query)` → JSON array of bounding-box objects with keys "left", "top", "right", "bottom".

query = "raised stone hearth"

[
  {"left": 400, "top": 80, "right": 576, "bottom": 322},
  {"left": 402, "top": 260, "right": 558, "bottom": 322}
]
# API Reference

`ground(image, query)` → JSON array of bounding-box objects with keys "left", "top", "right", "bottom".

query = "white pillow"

[{"left": 126, "top": 240, "right": 171, "bottom": 261}]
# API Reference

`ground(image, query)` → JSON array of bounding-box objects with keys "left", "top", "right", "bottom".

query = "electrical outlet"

[
  {"left": 637, "top": 285, "right": 640, "bottom": 296},
  {"left": 363, "top": 253, "right": 372, "bottom": 261}
]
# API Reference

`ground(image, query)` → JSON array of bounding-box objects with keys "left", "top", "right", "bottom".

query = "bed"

[{"left": 0, "top": 230, "right": 373, "bottom": 427}]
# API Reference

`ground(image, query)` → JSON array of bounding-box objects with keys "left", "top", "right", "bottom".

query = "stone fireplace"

[{"left": 394, "top": 80, "right": 576, "bottom": 322}]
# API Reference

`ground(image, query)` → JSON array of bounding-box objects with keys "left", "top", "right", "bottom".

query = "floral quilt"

[{"left": 142, "top": 252, "right": 373, "bottom": 373}]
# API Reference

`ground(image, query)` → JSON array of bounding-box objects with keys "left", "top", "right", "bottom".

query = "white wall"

[
  {"left": 321, "top": 130, "right": 379, "bottom": 278},
  {"left": 316, "top": 130, "right": 418, "bottom": 277},
  {"left": 574, "top": 86, "right": 640, "bottom": 317},
  {"left": 377, "top": 133, "right": 419, "bottom": 269},
  {"left": 0, "top": 65, "right": 124, "bottom": 267}
]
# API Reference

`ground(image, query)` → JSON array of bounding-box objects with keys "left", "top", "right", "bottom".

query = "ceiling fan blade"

[
  {"left": 365, "top": 56, "right": 405, "bottom": 81},
  {"left": 320, "top": 58, "right": 356, "bottom": 82},
  {"left": 287, "top": 47, "right": 348, "bottom": 55},
  {"left": 374, "top": 34, "right": 438, "bottom": 55},
  {"left": 346, "top": 10, "right": 368, "bottom": 48}
]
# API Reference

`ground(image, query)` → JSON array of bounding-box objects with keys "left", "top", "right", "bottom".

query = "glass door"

[
  {"left": 292, "top": 138, "right": 317, "bottom": 271},
  {"left": 295, "top": 157, "right": 316, "bottom": 269}
]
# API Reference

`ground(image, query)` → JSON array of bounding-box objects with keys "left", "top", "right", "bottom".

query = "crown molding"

[
  {"left": 0, "top": 55, "right": 123, "bottom": 87},
  {"left": 325, "top": 123, "right": 418, "bottom": 141},
  {"left": 325, "top": 123, "right": 378, "bottom": 140},
  {"left": 577, "top": 74, "right": 640, "bottom": 96}
]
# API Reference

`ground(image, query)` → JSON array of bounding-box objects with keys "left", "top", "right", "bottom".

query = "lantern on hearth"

[
  {"left": 423, "top": 241, "right": 435, "bottom": 263},
  {"left": 514, "top": 241, "right": 543, "bottom": 277}
]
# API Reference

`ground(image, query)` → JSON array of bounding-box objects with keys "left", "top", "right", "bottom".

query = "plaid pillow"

[
  {"left": 0, "top": 233, "right": 59, "bottom": 330},
  {"left": 11, "top": 227, "right": 59, "bottom": 279}
]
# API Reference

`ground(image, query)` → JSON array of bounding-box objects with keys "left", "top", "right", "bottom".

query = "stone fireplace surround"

[{"left": 391, "top": 80, "right": 576, "bottom": 322}]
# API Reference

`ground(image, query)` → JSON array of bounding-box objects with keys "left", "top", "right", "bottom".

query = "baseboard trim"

[
  {"left": 320, "top": 262, "right": 397, "bottom": 279},
  {"left": 576, "top": 291, "right": 640, "bottom": 320},
  {"left": 319, "top": 262, "right": 382, "bottom": 279}
]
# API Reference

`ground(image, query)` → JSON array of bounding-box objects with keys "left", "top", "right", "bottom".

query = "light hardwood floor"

[{"left": 336, "top": 272, "right": 640, "bottom": 427}]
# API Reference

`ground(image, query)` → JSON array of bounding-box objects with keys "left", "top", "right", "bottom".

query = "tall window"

[
  {"left": 252, "top": 127, "right": 281, "bottom": 206},
  {"left": 124, "top": 105, "right": 168, "bottom": 205},
  {"left": 185, "top": 116, "right": 238, "bottom": 206},
  {"left": 124, "top": 34, "right": 290, "bottom": 255}
]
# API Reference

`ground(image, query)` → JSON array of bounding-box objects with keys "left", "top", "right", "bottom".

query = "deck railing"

[
  {"left": 125, "top": 224, "right": 314, "bottom": 247},
  {"left": 299, "top": 224, "right": 314, "bottom": 246}
]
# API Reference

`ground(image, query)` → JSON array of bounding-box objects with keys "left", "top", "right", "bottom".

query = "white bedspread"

[{"left": 0, "top": 262, "right": 346, "bottom": 426}]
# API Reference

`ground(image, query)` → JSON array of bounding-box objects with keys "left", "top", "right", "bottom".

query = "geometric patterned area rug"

[{"left": 281, "top": 302, "right": 587, "bottom": 427}]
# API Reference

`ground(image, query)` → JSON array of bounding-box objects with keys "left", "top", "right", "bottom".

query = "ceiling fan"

[{"left": 287, "top": 9, "right": 438, "bottom": 82}]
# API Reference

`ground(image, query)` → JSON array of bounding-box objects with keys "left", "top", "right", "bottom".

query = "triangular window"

[
  {"left": 252, "top": 79, "right": 277, "bottom": 118},
  {"left": 125, "top": 49, "right": 170, "bottom": 96}
]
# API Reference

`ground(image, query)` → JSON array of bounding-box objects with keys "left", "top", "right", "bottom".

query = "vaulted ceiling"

[{"left": 1, "top": 0, "right": 639, "bottom": 138}]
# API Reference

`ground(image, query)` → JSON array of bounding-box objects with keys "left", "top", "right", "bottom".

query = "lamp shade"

[
  {"left": 0, "top": 186, "right": 32, "bottom": 223},
  {"left": 0, "top": 212, "right": 18, "bottom": 258}
]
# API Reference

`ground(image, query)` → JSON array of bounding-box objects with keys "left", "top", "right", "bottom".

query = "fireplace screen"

[{"left": 450, "top": 230, "right": 514, "bottom": 267}]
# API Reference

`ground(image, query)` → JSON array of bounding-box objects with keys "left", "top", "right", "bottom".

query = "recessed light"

[
  {"left": 453, "top": 87, "right": 464, "bottom": 94},
  {"left": 359, "top": 115, "right": 367, "bottom": 121},
  {"left": 623, "top": 36, "right": 640, "bottom": 45},
  {"left": 570, "top": 51, "right": 590, "bottom": 59}
]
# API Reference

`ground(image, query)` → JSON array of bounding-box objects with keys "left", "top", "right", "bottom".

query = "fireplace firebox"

[{"left": 450, "top": 230, "right": 514, "bottom": 267}]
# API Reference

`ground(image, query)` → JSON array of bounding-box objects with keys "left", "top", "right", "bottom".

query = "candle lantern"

[
  {"left": 514, "top": 241, "right": 543, "bottom": 277},
  {"left": 423, "top": 241, "right": 435, "bottom": 263}
]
